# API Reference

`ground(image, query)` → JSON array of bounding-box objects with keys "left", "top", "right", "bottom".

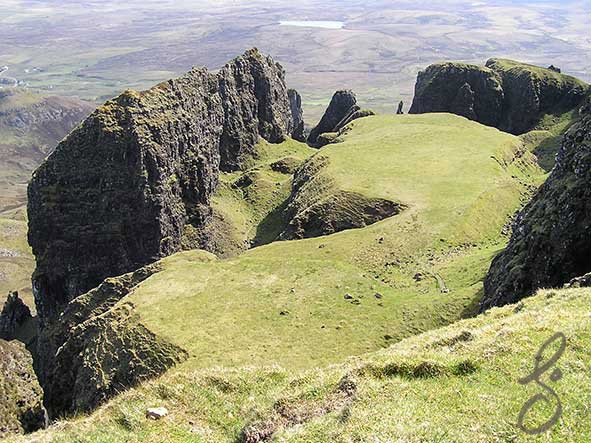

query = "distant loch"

[{"left": 279, "top": 20, "right": 345, "bottom": 29}]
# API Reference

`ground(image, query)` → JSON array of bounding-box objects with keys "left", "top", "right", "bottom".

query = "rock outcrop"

[
  {"left": 36, "top": 262, "right": 189, "bottom": 416},
  {"left": 0, "top": 291, "right": 32, "bottom": 340},
  {"left": 0, "top": 339, "right": 47, "bottom": 436},
  {"left": 288, "top": 89, "right": 306, "bottom": 142},
  {"left": 409, "top": 63, "right": 504, "bottom": 128},
  {"left": 482, "top": 97, "right": 591, "bottom": 310},
  {"left": 409, "top": 59, "right": 588, "bottom": 135},
  {"left": 307, "top": 90, "right": 361, "bottom": 147},
  {"left": 28, "top": 49, "right": 302, "bottom": 325}
]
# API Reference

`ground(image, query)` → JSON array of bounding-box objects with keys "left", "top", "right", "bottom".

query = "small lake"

[{"left": 279, "top": 20, "right": 345, "bottom": 29}]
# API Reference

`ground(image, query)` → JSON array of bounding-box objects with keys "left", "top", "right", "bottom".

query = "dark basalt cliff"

[
  {"left": 482, "top": 98, "right": 591, "bottom": 310},
  {"left": 307, "top": 90, "right": 361, "bottom": 147},
  {"left": 410, "top": 59, "right": 588, "bottom": 135},
  {"left": 28, "top": 49, "right": 302, "bottom": 324},
  {"left": 288, "top": 89, "right": 305, "bottom": 142},
  {"left": 409, "top": 62, "right": 504, "bottom": 128}
]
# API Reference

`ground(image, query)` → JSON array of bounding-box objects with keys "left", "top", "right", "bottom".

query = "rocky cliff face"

[
  {"left": 28, "top": 49, "right": 302, "bottom": 325},
  {"left": 409, "top": 59, "right": 588, "bottom": 135},
  {"left": 307, "top": 90, "right": 360, "bottom": 147},
  {"left": 288, "top": 89, "right": 305, "bottom": 142},
  {"left": 36, "top": 262, "right": 188, "bottom": 416},
  {"left": 0, "top": 339, "right": 47, "bottom": 436},
  {"left": 482, "top": 98, "right": 591, "bottom": 310},
  {"left": 409, "top": 63, "right": 504, "bottom": 128}
]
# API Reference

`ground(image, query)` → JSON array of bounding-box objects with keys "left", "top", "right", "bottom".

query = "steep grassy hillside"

[
  {"left": 34, "top": 111, "right": 546, "bottom": 396},
  {"left": 12, "top": 285, "right": 591, "bottom": 442},
  {"left": 198, "top": 139, "right": 316, "bottom": 257},
  {"left": 123, "top": 114, "right": 544, "bottom": 371}
]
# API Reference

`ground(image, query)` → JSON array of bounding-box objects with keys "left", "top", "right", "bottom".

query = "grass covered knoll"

[
  {"left": 12, "top": 286, "right": 591, "bottom": 442},
  {"left": 115, "top": 113, "right": 544, "bottom": 373}
]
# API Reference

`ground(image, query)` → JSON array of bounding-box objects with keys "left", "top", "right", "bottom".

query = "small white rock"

[{"left": 146, "top": 407, "right": 169, "bottom": 420}]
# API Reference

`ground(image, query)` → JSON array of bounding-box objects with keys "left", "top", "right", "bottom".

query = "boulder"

[{"left": 146, "top": 407, "right": 169, "bottom": 420}]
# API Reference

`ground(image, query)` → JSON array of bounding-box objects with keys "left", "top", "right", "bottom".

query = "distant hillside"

[
  {"left": 0, "top": 88, "right": 94, "bottom": 213},
  {"left": 0, "top": 88, "right": 93, "bottom": 308}
]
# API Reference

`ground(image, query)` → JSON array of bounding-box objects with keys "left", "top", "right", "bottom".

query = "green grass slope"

[
  {"left": 195, "top": 139, "right": 316, "bottom": 257},
  {"left": 13, "top": 286, "right": 591, "bottom": 442},
  {"left": 110, "top": 114, "right": 543, "bottom": 373}
]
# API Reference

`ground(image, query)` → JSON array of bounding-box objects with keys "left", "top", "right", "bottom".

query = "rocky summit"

[
  {"left": 307, "top": 90, "right": 369, "bottom": 147},
  {"left": 410, "top": 58, "right": 589, "bottom": 134},
  {"left": 27, "top": 48, "right": 303, "bottom": 325},
  {"left": 482, "top": 97, "right": 591, "bottom": 310}
]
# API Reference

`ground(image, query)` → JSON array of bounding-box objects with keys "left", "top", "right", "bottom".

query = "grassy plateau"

[{"left": 8, "top": 111, "right": 583, "bottom": 441}]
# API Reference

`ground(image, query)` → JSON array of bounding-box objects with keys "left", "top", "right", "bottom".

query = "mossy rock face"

[
  {"left": 27, "top": 49, "right": 302, "bottom": 325},
  {"left": 483, "top": 98, "right": 591, "bottom": 309},
  {"left": 409, "top": 62, "right": 504, "bottom": 128},
  {"left": 0, "top": 339, "right": 46, "bottom": 437},
  {"left": 410, "top": 59, "right": 589, "bottom": 135},
  {"left": 35, "top": 259, "right": 201, "bottom": 417}
]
